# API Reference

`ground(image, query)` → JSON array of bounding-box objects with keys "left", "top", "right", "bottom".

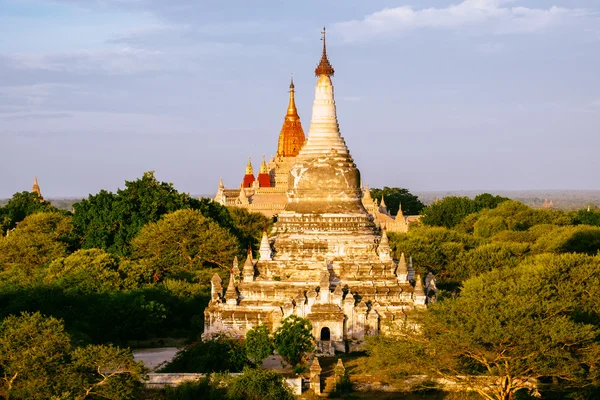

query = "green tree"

[
  {"left": 245, "top": 324, "right": 274, "bottom": 363},
  {"left": 72, "top": 172, "right": 235, "bottom": 255},
  {"left": 226, "top": 367, "right": 295, "bottom": 400},
  {"left": 388, "top": 226, "right": 479, "bottom": 280},
  {"left": 571, "top": 208, "right": 600, "bottom": 226},
  {"left": 370, "top": 187, "right": 425, "bottom": 216},
  {"left": 0, "top": 312, "right": 145, "bottom": 400},
  {"left": 532, "top": 225, "right": 600, "bottom": 255},
  {"left": 273, "top": 315, "right": 314, "bottom": 366},
  {"left": 227, "top": 207, "right": 273, "bottom": 255},
  {"left": 70, "top": 344, "right": 146, "bottom": 399},
  {"left": 459, "top": 201, "right": 572, "bottom": 234},
  {"left": 0, "top": 311, "right": 71, "bottom": 399},
  {"left": 473, "top": 193, "right": 510, "bottom": 210},
  {"left": 366, "top": 253, "right": 600, "bottom": 400},
  {"left": 0, "top": 191, "right": 57, "bottom": 235},
  {"left": 131, "top": 209, "right": 240, "bottom": 281},
  {"left": 447, "top": 242, "right": 529, "bottom": 282},
  {"left": 0, "top": 212, "right": 75, "bottom": 283},
  {"left": 421, "top": 196, "right": 477, "bottom": 228},
  {"left": 45, "top": 249, "right": 152, "bottom": 293}
]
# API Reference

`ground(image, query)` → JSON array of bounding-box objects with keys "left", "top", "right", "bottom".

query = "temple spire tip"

[{"left": 315, "top": 26, "right": 334, "bottom": 77}]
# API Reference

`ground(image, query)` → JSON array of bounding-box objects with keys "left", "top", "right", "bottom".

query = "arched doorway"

[{"left": 320, "top": 327, "right": 331, "bottom": 341}]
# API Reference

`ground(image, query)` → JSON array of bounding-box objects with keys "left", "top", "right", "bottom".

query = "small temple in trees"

[{"left": 204, "top": 30, "right": 435, "bottom": 352}]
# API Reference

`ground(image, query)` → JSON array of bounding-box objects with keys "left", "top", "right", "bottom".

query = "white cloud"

[{"left": 333, "top": 0, "right": 592, "bottom": 42}]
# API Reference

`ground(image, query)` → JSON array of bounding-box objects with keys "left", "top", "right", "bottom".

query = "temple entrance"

[{"left": 320, "top": 327, "right": 331, "bottom": 341}]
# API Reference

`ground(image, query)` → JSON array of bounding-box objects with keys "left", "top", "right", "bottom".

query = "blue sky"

[{"left": 1, "top": 0, "right": 599, "bottom": 197}]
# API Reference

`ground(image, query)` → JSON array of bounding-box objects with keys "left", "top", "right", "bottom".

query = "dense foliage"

[
  {"left": 156, "top": 369, "right": 293, "bottom": 400},
  {"left": 373, "top": 194, "right": 600, "bottom": 399},
  {"left": 0, "top": 312, "right": 145, "bottom": 400},
  {"left": 366, "top": 253, "right": 600, "bottom": 400},
  {"left": 0, "top": 173, "right": 269, "bottom": 345},
  {"left": 0, "top": 191, "right": 58, "bottom": 235},
  {"left": 421, "top": 193, "right": 510, "bottom": 228}
]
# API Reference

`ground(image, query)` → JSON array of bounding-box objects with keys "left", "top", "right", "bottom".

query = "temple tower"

[
  {"left": 204, "top": 29, "right": 426, "bottom": 350},
  {"left": 31, "top": 177, "right": 42, "bottom": 199},
  {"left": 277, "top": 78, "right": 305, "bottom": 158}
]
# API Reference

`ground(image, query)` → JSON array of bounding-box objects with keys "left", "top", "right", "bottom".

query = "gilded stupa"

[{"left": 204, "top": 30, "right": 429, "bottom": 352}]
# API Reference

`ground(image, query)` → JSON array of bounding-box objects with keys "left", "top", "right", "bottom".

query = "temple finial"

[
  {"left": 259, "top": 155, "right": 268, "bottom": 174},
  {"left": 287, "top": 76, "right": 298, "bottom": 118},
  {"left": 290, "top": 73, "right": 294, "bottom": 89},
  {"left": 245, "top": 156, "right": 253, "bottom": 175},
  {"left": 315, "top": 26, "right": 335, "bottom": 77}
]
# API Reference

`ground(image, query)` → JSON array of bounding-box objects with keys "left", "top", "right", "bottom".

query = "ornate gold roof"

[
  {"left": 315, "top": 27, "right": 334, "bottom": 77},
  {"left": 276, "top": 78, "right": 305, "bottom": 157}
]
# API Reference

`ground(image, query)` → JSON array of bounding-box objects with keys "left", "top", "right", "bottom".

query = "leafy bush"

[
  {"left": 226, "top": 367, "right": 295, "bottom": 400},
  {"left": 159, "top": 336, "right": 250, "bottom": 373},
  {"left": 162, "top": 377, "right": 227, "bottom": 400}
]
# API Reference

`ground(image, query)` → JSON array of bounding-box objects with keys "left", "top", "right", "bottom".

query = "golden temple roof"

[
  {"left": 276, "top": 77, "right": 305, "bottom": 157},
  {"left": 315, "top": 27, "right": 334, "bottom": 77}
]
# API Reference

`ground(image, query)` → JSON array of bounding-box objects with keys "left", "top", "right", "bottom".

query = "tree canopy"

[
  {"left": 72, "top": 171, "right": 234, "bottom": 255},
  {"left": 0, "top": 191, "right": 57, "bottom": 235},
  {"left": 365, "top": 253, "right": 600, "bottom": 400},
  {"left": 131, "top": 209, "right": 240, "bottom": 281},
  {"left": 369, "top": 187, "right": 425, "bottom": 216},
  {"left": 421, "top": 194, "right": 510, "bottom": 229},
  {"left": 0, "top": 312, "right": 145, "bottom": 400},
  {"left": 0, "top": 212, "right": 76, "bottom": 283}
]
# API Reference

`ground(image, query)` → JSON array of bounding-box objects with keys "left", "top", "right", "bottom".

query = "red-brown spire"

[{"left": 315, "top": 27, "right": 334, "bottom": 77}]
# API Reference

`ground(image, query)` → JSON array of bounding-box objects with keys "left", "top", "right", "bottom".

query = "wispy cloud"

[
  {"left": 333, "top": 0, "right": 593, "bottom": 43},
  {"left": 5, "top": 47, "right": 165, "bottom": 75}
]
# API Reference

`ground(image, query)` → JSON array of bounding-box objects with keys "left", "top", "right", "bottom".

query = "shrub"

[
  {"left": 226, "top": 367, "right": 295, "bottom": 400},
  {"left": 159, "top": 336, "right": 250, "bottom": 373}
]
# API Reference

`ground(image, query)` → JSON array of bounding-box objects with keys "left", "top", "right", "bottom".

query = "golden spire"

[
  {"left": 259, "top": 155, "right": 268, "bottom": 174},
  {"left": 276, "top": 78, "right": 305, "bottom": 157},
  {"left": 315, "top": 27, "right": 334, "bottom": 77},
  {"left": 245, "top": 157, "right": 253, "bottom": 175},
  {"left": 286, "top": 76, "right": 298, "bottom": 120}
]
